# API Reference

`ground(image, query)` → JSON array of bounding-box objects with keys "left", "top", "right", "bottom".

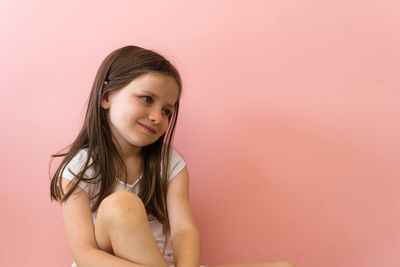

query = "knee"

[
  {"left": 98, "top": 190, "right": 147, "bottom": 225},
  {"left": 273, "top": 261, "right": 295, "bottom": 267}
]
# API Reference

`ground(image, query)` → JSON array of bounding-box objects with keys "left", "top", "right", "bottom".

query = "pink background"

[{"left": 1, "top": 1, "right": 399, "bottom": 266}]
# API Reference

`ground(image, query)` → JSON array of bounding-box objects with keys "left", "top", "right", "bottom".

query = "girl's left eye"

[
  {"left": 141, "top": 96, "right": 153, "bottom": 104},
  {"left": 162, "top": 109, "right": 172, "bottom": 116}
]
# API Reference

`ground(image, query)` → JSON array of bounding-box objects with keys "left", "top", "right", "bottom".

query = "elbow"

[
  {"left": 172, "top": 226, "right": 201, "bottom": 245},
  {"left": 181, "top": 226, "right": 201, "bottom": 238}
]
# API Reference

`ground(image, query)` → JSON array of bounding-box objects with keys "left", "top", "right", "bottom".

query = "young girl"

[{"left": 50, "top": 45, "right": 294, "bottom": 267}]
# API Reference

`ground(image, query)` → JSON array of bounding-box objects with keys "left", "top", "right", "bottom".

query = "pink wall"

[{"left": 1, "top": 1, "right": 399, "bottom": 266}]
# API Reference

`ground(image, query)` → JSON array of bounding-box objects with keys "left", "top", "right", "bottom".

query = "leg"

[
  {"left": 94, "top": 190, "right": 168, "bottom": 267},
  {"left": 208, "top": 261, "right": 295, "bottom": 267}
]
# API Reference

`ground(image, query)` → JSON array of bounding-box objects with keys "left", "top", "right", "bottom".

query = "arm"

[
  {"left": 167, "top": 167, "right": 201, "bottom": 267},
  {"left": 61, "top": 178, "right": 150, "bottom": 267}
]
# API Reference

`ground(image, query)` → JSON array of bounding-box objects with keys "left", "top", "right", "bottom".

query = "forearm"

[
  {"left": 75, "top": 247, "right": 152, "bottom": 267},
  {"left": 171, "top": 228, "right": 201, "bottom": 267}
]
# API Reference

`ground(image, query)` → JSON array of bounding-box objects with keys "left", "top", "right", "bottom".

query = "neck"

[
  {"left": 111, "top": 136, "right": 142, "bottom": 160},
  {"left": 121, "top": 147, "right": 142, "bottom": 160}
]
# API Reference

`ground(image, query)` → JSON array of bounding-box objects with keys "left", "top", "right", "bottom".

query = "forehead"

[{"left": 128, "top": 72, "right": 179, "bottom": 104}]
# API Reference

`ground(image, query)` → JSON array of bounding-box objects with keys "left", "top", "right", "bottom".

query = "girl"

[{"left": 50, "top": 45, "right": 294, "bottom": 267}]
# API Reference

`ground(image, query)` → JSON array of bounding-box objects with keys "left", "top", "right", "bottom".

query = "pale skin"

[{"left": 61, "top": 73, "right": 295, "bottom": 267}]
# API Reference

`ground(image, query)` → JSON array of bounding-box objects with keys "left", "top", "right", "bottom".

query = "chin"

[{"left": 131, "top": 138, "right": 159, "bottom": 148}]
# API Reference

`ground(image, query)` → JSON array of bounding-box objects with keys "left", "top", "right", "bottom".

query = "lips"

[{"left": 138, "top": 122, "right": 156, "bottom": 134}]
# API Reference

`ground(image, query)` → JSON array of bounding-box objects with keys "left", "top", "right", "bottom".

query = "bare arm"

[
  {"left": 61, "top": 178, "right": 151, "bottom": 267},
  {"left": 167, "top": 167, "right": 201, "bottom": 267}
]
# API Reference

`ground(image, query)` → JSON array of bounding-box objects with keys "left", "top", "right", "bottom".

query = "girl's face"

[{"left": 101, "top": 72, "right": 179, "bottom": 155}]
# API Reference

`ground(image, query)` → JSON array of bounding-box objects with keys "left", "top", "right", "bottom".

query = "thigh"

[{"left": 95, "top": 201, "right": 114, "bottom": 255}]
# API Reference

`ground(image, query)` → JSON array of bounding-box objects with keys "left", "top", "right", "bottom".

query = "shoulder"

[
  {"left": 170, "top": 147, "right": 185, "bottom": 163},
  {"left": 61, "top": 148, "right": 92, "bottom": 177},
  {"left": 166, "top": 147, "right": 187, "bottom": 182},
  {"left": 60, "top": 148, "right": 98, "bottom": 195}
]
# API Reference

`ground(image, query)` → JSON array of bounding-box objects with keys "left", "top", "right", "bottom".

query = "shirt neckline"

[{"left": 116, "top": 176, "right": 142, "bottom": 187}]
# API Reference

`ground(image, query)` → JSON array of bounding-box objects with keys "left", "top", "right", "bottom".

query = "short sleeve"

[
  {"left": 59, "top": 149, "right": 96, "bottom": 195},
  {"left": 167, "top": 148, "right": 186, "bottom": 182}
]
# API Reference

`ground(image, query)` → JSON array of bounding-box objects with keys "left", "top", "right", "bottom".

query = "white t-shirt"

[{"left": 60, "top": 147, "right": 186, "bottom": 267}]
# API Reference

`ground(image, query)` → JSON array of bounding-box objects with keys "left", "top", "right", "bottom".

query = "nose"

[{"left": 148, "top": 109, "right": 163, "bottom": 124}]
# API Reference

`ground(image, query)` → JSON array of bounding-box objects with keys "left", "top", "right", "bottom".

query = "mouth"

[{"left": 138, "top": 122, "right": 156, "bottom": 134}]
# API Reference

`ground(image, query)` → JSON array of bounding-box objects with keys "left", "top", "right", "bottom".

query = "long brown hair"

[{"left": 50, "top": 45, "right": 182, "bottom": 245}]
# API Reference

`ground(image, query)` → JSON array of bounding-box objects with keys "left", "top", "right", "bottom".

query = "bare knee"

[
  {"left": 97, "top": 190, "right": 147, "bottom": 226},
  {"left": 271, "top": 261, "right": 295, "bottom": 267}
]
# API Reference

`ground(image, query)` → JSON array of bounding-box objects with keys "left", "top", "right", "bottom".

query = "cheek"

[
  {"left": 122, "top": 102, "right": 142, "bottom": 120},
  {"left": 160, "top": 121, "right": 170, "bottom": 134},
  {"left": 110, "top": 106, "right": 137, "bottom": 128}
]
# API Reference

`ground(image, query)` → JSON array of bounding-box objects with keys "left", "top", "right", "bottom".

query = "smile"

[{"left": 138, "top": 122, "right": 156, "bottom": 134}]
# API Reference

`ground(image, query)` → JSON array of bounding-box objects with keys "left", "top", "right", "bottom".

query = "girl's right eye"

[{"left": 141, "top": 96, "right": 153, "bottom": 104}]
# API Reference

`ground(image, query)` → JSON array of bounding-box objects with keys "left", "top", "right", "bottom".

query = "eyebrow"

[{"left": 141, "top": 90, "right": 176, "bottom": 108}]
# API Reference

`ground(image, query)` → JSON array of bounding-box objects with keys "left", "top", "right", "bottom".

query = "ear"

[{"left": 101, "top": 92, "right": 111, "bottom": 109}]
